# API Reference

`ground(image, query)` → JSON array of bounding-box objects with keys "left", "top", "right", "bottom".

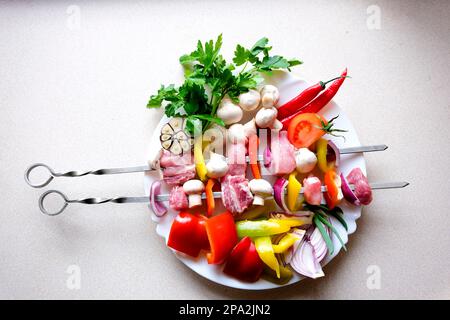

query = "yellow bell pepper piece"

[
  {"left": 194, "top": 136, "right": 208, "bottom": 181},
  {"left": 255, "top": 236, "right": 280, "bottom": 278},
  {"left": 316, "top": 138, "right": 330, "bottom": 173},
  {"left": 272, "top": 232, "right": 302, "bottom": 253},
  {"left": 236, "top": 219, "right": 291, "bottom": 238},
  {"left": 287, "top": 172, "right": 302, "bottom": 211},
  {"left": 275, "top": 219, "right": 306, "bottom": 228}
]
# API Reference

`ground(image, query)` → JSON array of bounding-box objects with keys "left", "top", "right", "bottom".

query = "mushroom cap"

[
  {"left": 217, "top": 99, "right": 243, "bottom": 125},
  {"left": 238, "top": 89, "right": 261, "bottom": 111},
  {"left": 227, "top": 123, "right": 246, "bottom": 144},
  {"left": 183, "top": 179, "right": 205, "bottom": 194},
  {"left": 249, "top": 179, "right": 273, "bottom": 195},
  {"left": 295, "top": 148, "right": 318, "bottom": 173},
  {"left": 260, "top": 85, "right": 280, "bottom": 108},
  {"left": 206, "top": 152, "right": 229, "bottom": 178},
  {"left": 255, "top": 107, "right": 278, "bottom": 128}
]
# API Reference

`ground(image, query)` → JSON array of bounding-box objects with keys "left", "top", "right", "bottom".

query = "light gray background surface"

[{"left": 1, "top": 0, "right": 449, "bottom": 299}]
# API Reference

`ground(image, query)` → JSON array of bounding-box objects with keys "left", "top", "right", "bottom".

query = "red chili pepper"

[
  {"left": 281, "top": 68, "right": 348, "bottom": 129},
  {"left": 277, "top": 74, "right": 346, "bottom": 120},
  {"left": 223, "top": 237, "right": 264, "bottom": 282},
  {"left": 167, "top": 212, "right": 210, "bottom": 258},
  {"left": 205, "top": 211, "right": 238, "bottom": 264}
]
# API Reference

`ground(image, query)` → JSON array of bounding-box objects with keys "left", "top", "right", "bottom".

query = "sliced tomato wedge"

[{"left": 287, "top": 113, "right": 327, "bottom": 148}]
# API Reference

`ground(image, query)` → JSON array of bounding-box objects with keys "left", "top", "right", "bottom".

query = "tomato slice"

[{"left": 287, "top": 113, "right": 327, "bottom": 148}]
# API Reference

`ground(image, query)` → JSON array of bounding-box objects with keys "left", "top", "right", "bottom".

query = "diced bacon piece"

[
  {"left": 169, "top": 186, "right": 189, "bottom": 211},
  {"left": 159, "top": 150, "right": 196, "bottom": 186},
  {"left": 227, "top": 142, "right": 247, "bottom": 176},
  {"left": 269, "top": 131, "right": 296, "bottom": 176},
  {"left": 346, "top": 168, "right": 372, "bottom": 205},
  {"left": 303, "top": 176, "right": 322, "bottom": 205},
  {"left": 221, "top": 175, "right": 253, "bottom": 215}
]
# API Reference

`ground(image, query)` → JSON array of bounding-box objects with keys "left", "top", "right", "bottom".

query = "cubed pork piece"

[
  {"left": 160, "top": 150, "right": 196, "bottom": 186},
  {"left": 226, "top": 142, "right": 247, "bottom": 176},
  {"left": 169, "top": 186, "right": 189, "bottom": 211},
  {"left": 220, "top": 175, "right": 253, "bottom": 215},
  {"left": 346, "top": 168, "right": 373, "bottom": 205},
  {"left": 303, "top": 176, "right": 322, "bottom": 205},
  {"left": 269, "top": 130, "right": 296, "bottom": 176}
]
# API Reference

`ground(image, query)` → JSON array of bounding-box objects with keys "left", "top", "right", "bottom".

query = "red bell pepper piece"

[
  {"left": 324, "top": 169, "right": 343, "bottom": 209},
  {"left": 205, "top": 211, "right": 238, "bottom": 264},
  {"left": 167, "top": 212, "right": 209, "bottom": 258},
  {"left": 223, "top": 237, "right": 264, "bottom": 282}
]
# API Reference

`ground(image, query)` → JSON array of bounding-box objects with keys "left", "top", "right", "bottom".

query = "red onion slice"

[
  {"left": 340, "top": 172, "right": 361, "bottom": 206},
  {"left": 263, "top": 146, "right": 271, "bottom": 168},
  {"left": 150, "top": 180, "right": 168, "bottom": 217},
  {"left": 290, "top": 239, "right": 325, "bottom": 279},
  {"left": 327, "top": 140, "right": 341, "bottom": 168},
  {"left": 273, "top": 177, "right": 289, "bottom": 212},
  {"left": 309, "top": 227, "right": 328, "bottom": 262}
]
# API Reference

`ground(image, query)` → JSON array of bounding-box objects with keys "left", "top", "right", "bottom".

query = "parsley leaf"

[{"left": 147, "top": 35, "right": 302, "bottom": 132}]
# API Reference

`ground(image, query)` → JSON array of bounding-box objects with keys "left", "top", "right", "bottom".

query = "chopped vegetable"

[
  {"left": 150, "top": 180, "right": 168, "bottom": 217},
  {"left": 223, "top": 237, "right": 264, "bottom": 282},
  {"left": 287, "top": 172, "right": 302, "bottom": 211},
  {"left": 205, "top": 211, "right": 238, "bottom": 264},
  {"left": 167, "top": 212, "right": 209, "bottom": 257},
  {"left": 193, "top": 136, "right": 208, "bottom": 181},
  {"left": 205, "top": 178, "right": 216, "bottom": 216},
  {"left": 254, "top": 236, "right": 280, "bottom": 278},
  {"left": 290, "top": 236, "right": 325, "bottom": 279},
  {"left": 286, "top": 113, "right": 328, "bottom": 148},
  {"left": 324, "top": 169, "right": 343, "bottom": 209},
  {"left": 273, "top": 177, "right": 290, "bottom": 212},
  {"left": 340, "top": 172, "right": 360, "bottom": 206},
  {"left": 316, "top": 138, "right": 330, "bottom": 172},
  {"left": 273, "top": 232, "right": 303, "bottom": 253},
  {"left": 236, "top": 219, "right": 291, "bottom": 238},
  {"left": 248, "top": 135, "right": 261, "bottom": 179}
]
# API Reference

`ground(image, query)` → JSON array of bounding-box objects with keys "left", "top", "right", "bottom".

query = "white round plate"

[{"left": 144, "top": 71, "right": 365, "bottom": 290}]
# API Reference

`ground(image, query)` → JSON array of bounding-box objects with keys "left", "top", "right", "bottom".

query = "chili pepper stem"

[{"left": 320, "top": 76, "right": 351, "bottom": 89}]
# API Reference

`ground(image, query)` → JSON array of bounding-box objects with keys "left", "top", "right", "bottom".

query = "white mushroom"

[
  {"left": 268, "top": 119, "right": 283, "bottom": 131},
  {"left": 183, "top": 180, "right": 205, "bottom": 208},
  {"left": 227, "top": 123, "right": 246, "bottom": 144},
  {"left": 255, "top": 107, "right": 278, "bottom": 128},
  {"left": 260, "top": 85, "right": 280, "bottom": 108},
  {"left": 206, "top": 152, "right": 229, "bottom": 178},
  {"left": 217, "top": 98, "right": 243, "bottom": 125},
  {"left": 249, "top": 179, "right": 273, "bottom": 206},
  {"left": 243, "top": 118, "right": 257, "bottom": 139},
  {"left": 295, "top": 148, "right": 318, "bottom": 173},
  {"left": 238, "top": 89, "right": 261, "bottom": 111}
]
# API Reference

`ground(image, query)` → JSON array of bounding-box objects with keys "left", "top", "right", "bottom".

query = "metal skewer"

[
  {"left": 25, "top": 144, "right": 388, "bottom": 188},
  {"left": 38, "top": 181, "right": 408, "bottom": 216}
]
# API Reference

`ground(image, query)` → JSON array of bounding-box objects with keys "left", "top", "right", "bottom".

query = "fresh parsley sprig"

[{"left": 147, "top": 35, "right": 301, "bottom": 134}]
